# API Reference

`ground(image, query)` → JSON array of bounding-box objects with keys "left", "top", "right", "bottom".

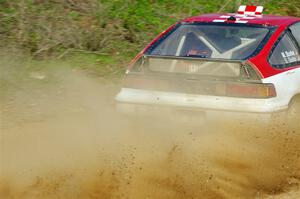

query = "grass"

[{"left": 0, "top": 0, "right": 300, "bottom": 77}]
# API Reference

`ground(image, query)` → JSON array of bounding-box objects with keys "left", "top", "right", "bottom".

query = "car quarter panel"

[
  {"left": 249, "top": 23, "right": 300, "bottom": 78},
  {"left": 116, "top": 88, "right": 286, "bottom": 113},
  {"left": 262, "top": 67, "right": 300, "bottom": 107}
]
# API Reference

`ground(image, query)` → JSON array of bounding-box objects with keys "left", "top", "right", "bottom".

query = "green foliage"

[{"left": 0, "top": 0, "right": 299, "bottom": 64}]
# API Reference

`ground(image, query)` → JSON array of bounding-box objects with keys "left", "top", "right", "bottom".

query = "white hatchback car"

[{"left": 116, "top": 6, "right": 300, "bottom": 128}]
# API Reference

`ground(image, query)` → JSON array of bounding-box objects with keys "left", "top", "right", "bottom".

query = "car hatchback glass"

[{"left": 146, "top": 23, "right": 272, "bottom": 60}]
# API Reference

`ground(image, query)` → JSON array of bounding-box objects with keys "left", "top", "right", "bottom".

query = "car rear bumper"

[
  {"left": 115, "top": 88, "right": 288, "bottom": 123},
  {"left": 115, "top": 88, "right": 287, "bottom": 113}
]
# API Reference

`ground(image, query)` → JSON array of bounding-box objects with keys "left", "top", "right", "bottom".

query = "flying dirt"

[{"left": 0, "top": 56, "right": 299, "bottom": 199}]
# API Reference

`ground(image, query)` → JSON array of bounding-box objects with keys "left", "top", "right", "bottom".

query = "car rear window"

[{"left": 146, "top": 23, "right": 271, "bottom": 60}]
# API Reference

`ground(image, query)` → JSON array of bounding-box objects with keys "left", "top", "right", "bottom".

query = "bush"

[{"left": 0, "top": 0, "right": 299, "bottom": 58}]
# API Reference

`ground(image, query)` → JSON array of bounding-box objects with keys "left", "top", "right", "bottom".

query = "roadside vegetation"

[{"left": 0, "top": 0, "right": 300, "bottom": 76}]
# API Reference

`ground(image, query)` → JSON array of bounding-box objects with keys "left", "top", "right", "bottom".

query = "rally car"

[{"left": 115, "top": 6, "right": 300, "bottom": 127}]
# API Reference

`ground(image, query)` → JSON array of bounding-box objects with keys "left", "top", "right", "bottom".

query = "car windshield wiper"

[{"left": 185, "top": 54, "right": 207, "bottom": 58}]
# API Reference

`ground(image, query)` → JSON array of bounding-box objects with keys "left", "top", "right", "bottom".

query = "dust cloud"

[{"left": 0, "top": 57, "right": 300, "bottom": 199}]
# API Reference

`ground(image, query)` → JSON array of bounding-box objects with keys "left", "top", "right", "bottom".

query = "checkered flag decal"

[{"left": 238, "top": 5, "right": 264, "bottom": 16}]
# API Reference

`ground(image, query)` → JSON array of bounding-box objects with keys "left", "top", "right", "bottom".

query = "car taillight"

[{"left": 225, "top": 83, "right": 276, "bottom": 98}]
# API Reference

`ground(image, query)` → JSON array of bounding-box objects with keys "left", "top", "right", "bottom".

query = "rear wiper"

[{"left": 185, "top": 54, "right": 207, "bottom": 58}]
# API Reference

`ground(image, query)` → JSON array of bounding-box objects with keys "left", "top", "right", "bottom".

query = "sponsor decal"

[{"left": 281, "top": 50, "right": 298, "bottom": 63}]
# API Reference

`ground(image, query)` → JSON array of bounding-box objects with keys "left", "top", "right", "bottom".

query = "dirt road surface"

[{"left": 0, "top": 58, "right": 300, "bottom": 199}]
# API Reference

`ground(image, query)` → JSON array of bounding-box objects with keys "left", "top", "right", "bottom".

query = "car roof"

[{"left": 182, "top": 14, "right": 300, "bottom": 27}]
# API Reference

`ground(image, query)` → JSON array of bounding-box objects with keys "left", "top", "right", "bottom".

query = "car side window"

[
  {"left": 290, "top": 22, "right": 300, "bottom": 47},
  {"left": 269, "top": 32, "right": 300, "bottom": 68}
]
